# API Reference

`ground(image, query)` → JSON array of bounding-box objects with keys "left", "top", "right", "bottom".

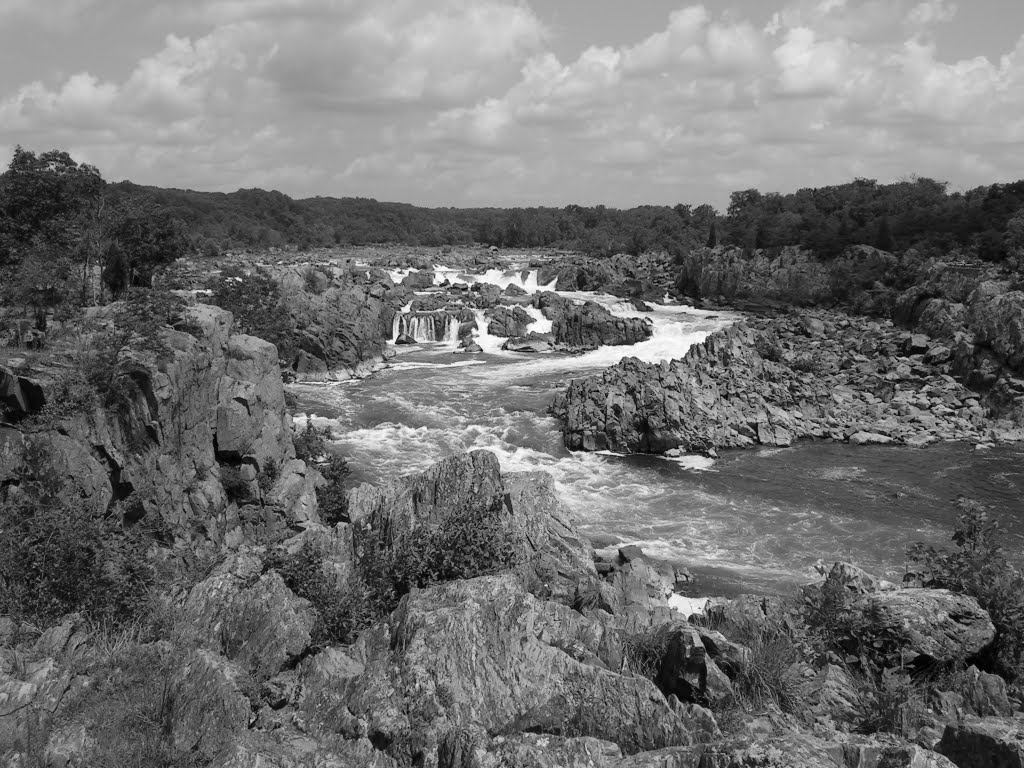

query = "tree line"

[{"left": 3, "top": 146, "right": 1024, "bottom": 333}]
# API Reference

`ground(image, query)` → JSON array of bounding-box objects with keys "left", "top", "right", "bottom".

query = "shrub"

[
  {"left": 293, "top": 416, "right": 329, "bottom": 461},
  {"left": 264, "top": 541, "right": 384, "bottom": 646},
  {"left": 220, "top": 464, "right": 251, "bottom": 503},
  {"left": 317, "top": 453, "right": 351, "bottom": 525},
  {"left": 210, "top": 267, "right": 298, "bottom": 362},
  {"left": 387, "top": 496, "right": 523, "bottom": 593},
  {"left": 754, "top": 330, "right": 784, "bottom": 363},
  {"left": 907, "top": 498, "right": 1024, "bottom": 680},
  {"left": 789, "top": 352, "right": 824, "bottom": 374},
  {"left": 0, "top": 490, "right": 157, "bottom": 631},
  {"left": 257, "top": 462, "right": 279, "bottom": 499}
]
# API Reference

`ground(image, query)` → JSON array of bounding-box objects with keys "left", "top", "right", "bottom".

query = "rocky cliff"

[{"left": 0, "top": 302, "right": 320, "bottom": 548}]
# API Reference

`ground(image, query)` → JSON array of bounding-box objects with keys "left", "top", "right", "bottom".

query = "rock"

[
  {"left": 178, "top": 551, "right": 315, "bottom": 681},
  {"left": 793, "top": 663, "right": 860, "bottom": 728},
  {"left": 962, "top": 665, "right": 1013, "bottom": 717},
  {"left": 488, "top": 306, "right": 534, "bottom": 337},
  {"left": 801, "top": 316, "right": 827, "bottom": 337},
  {"left": 475, "top": 733, "right": 623, "bottom": 767},
  {"left": 904, "top": 334, "right": 931, "bottom": 355},
  {"left": 648, "top": 622, "right": 735, "bottom": 705},
  {"left": 304, "top": 575, "right": 717, "bottom": 763},
  {"left": 167, "top": 648, "right": 253, "bottom": 754},
  {"left": 849, "top": 588, "right": 995, "bottom": 666},
  {"left": 401, "top": 271, "right": 435, "bottom": 290},
  {"left": 849, "top": 431, "right": 894, "bottom": 445},
  {"left": 346, "top": 451, "right": 596, "bottom": 604},
  {"left": 502, "top": 333, "right": 553, "bottom": 353},
  {"left": 395, "top": 333, "right": 418, "bottom": 345},
  {"left": 552, "top": 301, "right": 652, "bottom": 351},
  {"left": 937, "top": 716, "right": 1024, "bottom": 767}
]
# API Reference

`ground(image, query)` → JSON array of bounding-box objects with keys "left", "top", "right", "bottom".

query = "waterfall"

[{"left": 394, "top": 310, "right": 461, "bottom": 342}]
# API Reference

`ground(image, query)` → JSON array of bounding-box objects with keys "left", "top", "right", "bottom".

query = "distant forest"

[
  {"left": 3, "top": 146, "right": 1024, "bottom": 281},
  {"left": 109, "top": 176, "right": 1023, "bottom": 262}
]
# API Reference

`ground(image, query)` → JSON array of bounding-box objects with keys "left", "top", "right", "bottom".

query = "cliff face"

[{"left": 0, "top": 302, "right": 320, "bottom": 547}]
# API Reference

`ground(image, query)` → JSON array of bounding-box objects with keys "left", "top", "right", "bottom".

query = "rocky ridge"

[{"left": 0, "top": 302, "right": 320, "bottom": 548}]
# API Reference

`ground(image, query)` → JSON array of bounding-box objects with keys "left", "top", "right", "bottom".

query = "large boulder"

[
  {"left": 552, "top": 302, "right": 652, "bottom": 351},
  {"left": 488, "top": 306, "right": 535, "bottom": 337},
  {"left": 849, "top": 588, "right": 995, "bottom": 666},
  {"left": 177, "top": 551, "right": 315, "bottom": 681}
]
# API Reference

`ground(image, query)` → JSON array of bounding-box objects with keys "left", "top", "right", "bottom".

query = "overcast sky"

[{"left": 1, "top": 0, "right": 1022, "bottom": 210}]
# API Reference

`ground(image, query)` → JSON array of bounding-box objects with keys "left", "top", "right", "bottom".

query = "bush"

[
  {"left": 293, "top": 417, "right": 351, "bottom": 524},
  {"left": 907, "top": 498, "right": 1024, "bottom": 679},
  {"left": 263, "top": 496, "right": 524, "bottom": 644},
  {"left": 754, "top": 330, "right": 784, "bottom": 362},
  {"left": 0, "top": 489, "right": 158, "bottom": 631},
  {"left": 293, "top": 416, "right": 329, "bottom": 461},
  {"left": 219, "top": 464, "right": 251, "bottom": 503},
  {"left": 387, "top": 496, "right": 524, "bottom": 592},
  {"left": 789, "top": 352, "right": 824, "bottom": 374},
  {"left": 210, "top": 267, "right": 298, "bottom": 362}
]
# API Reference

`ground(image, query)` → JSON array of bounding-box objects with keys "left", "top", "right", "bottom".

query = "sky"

[{"left": 1, "top": 0, "right": 1023, "bottom": 210}]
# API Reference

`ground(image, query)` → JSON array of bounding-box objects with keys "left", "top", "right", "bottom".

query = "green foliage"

[
  {"left": 101, "top": 199, "right": 189, "bottom": 294},
  {"left": 263, "top": 541, "right": 381, "bottom": 646},
  {"left": 0, "top": 489, "right": 157, "bottom": 630},
  {"left": 293, "top": 416, "right": 329, "bottom": 461},
  {"left": 293, "top": 417, "right": 351, "bottom": 524},
  {"left": 316, "top": 453, "right": 351, "bottom": 525},
  {"left": 789, "top": 352, "right": 824, "bottom": 374},
  {"left": 210, "top": 267, "right": 298, "bottom": 362},
  {"left": 63, "top": 640, "right": 212, "bottom": 768},
  {"left": 219, "top": 464, "right": 251, "bottom": 503},
  {"left": 754, "top": 330, "right": 784, "bottom": 362},
  {"left": 907, "top": 498, "right": 1024, "bottom": 679},
  {"left": 257, "top": 462, "right": 279, "bottom": 499},
  {"left": 386, "top": 497, "right": 524, "bottom": 593},
  {"left": 264, "top": 498, "right": 525, "bottom": 645}
]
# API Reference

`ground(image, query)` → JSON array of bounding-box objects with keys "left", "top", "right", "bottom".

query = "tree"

[
  {"left": 0, "top": 146, "right": 103, "bottom": 265},
  {"left": 875, "top": 216, "right": 895, "bottom": 251},
  {"left": 102, "top": 200, "right": 188, "bottom": 293},
  {"left": 706, "top": 221, "right": 718, "bottom": 248}
]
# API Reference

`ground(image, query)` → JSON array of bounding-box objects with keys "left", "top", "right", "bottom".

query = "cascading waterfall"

[{"left": 393, "top": 310, "right": 464, "bottom": 343}]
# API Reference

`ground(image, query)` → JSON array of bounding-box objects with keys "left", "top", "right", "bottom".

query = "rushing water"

[{"left": 291, "top": 267, "right": 1024, "bottom": 596}]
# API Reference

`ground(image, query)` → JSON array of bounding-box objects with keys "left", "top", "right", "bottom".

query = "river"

[{"left": 290, "top": 266, "right": 1024, "bottom": 596}]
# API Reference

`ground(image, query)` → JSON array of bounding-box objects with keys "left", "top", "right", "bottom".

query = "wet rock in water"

[
  {"left": 553, "top": 301, "right": 653, "bottom": 351},
  {"left": 401, "top": 271, "right": 435, "bottom": 290},
  {"left": 489, "top": 305, "right": 534, "bottom": 337},
  {"left": 848, "top": 431, "right": 893, "bottom": 445},
  {"left": 460, "top": 341, "right": 483, "bottom": 353},
  {"left": 395, "top": 333, "right": 417, "bottom": 345},
  {"left": 502, "top": 333, "right": 553, "bottom": 353}
]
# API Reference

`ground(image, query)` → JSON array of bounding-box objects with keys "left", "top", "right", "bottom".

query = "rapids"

[{"left": 291, "top": 267, "right": 1024, "bottom": 595}]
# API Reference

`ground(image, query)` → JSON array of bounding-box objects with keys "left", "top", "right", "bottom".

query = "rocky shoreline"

[{"left": 552, "top": 310, "right": 1023, "bottom": 455}]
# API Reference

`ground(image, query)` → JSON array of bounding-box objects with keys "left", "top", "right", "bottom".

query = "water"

[{"left": 292, "top": 268, "right": 1024, "bottom": 596}]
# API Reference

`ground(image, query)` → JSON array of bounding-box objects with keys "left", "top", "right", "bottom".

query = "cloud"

[{"left": 0, "top": 0, "right": 1022, "bottom": 209}]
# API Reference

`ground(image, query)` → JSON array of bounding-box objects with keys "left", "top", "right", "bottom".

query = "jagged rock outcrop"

[
  {"left": 301, "top": 574, "right": 719, "bottom": 764},
  {"left": 502, "top": 333, "right": 553, "bottom": 353},
  {"left": 552, "top": 301, "right": 653, "bottom": 351},
  {"left": 488, "top": 305, "right": 534, "bottom": 337},
  {"left": 0, "top": 303, "right": 321, "bottom": 547},
  {"left": 553, "top": 312, "right": 1006, "bottom": 454}
]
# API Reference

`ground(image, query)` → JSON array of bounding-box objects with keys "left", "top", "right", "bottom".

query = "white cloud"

[{"left": 0, "top": 0, "right": 1022, "bottom": 208}]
